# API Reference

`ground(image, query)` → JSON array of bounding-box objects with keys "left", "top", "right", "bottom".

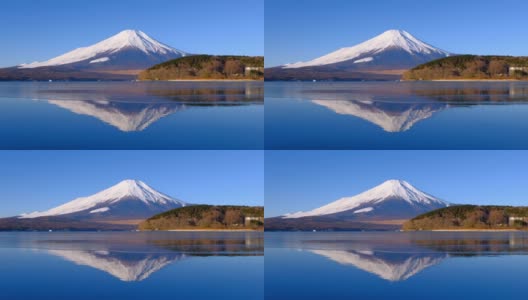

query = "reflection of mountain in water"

[
  {"left": 48, "top": 249, "right": 185, "bottom": 281},
  {"left": 312, "top": 99, "right": 447, "bottom": 132},
  {"left": 48, "top": 100, "right": 185, "bottom": 132},
  {"left": 310, "top": 249, "right": 446, "bottom": 281},
  {"left": 299, "top": 232, "right": 528, "bottom": 282},
  {"left": 32, "top": 232, "right": 263, "bottom": 281}
]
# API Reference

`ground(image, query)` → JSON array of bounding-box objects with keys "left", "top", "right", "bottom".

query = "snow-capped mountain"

[
  {"left": 47, "top": 100, "right": 185, "bottom": 132},
  {"left": 283, "top": 179, "right": 449, "bottom": 220},
  {"left": 283, "top": 29, "right": 450, "bottom": 70},
  {"left": 311, "top": 99, "right": 447, "bottom": 132},
  {"left": 20, "top": 179, "right": 186, "bottom": 220},
  {"left": 18, "top": 29, "right": 188, "bottom": 71}
]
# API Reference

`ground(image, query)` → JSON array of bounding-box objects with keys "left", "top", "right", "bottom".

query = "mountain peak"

[
  {"left": 19, "top": 180, "right": 186, "bottom": 219},
  {"left": 283, "top": 179, "right": 448, "bottom": 219},
  {"left": 18, "top": 29, "right": 187, "bottom": 69},
  {"left": 283, "top": 29, "right": 450, "bottom": 69}
]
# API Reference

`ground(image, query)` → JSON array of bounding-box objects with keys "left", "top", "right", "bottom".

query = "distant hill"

[
  {"left": 0, "top": 216, "right": 134, "bottom": 231},
  {"left": 138, "top": 55, "right": 264, "bottom": 80},
  {"left": 138, "top": 205, "right": 264, "bottom": 230},
  {"left": 403, "top": 55, "right": 528, "bottom": 80},
  {"left": 402, "top": 205, "right": 528, "bottom": 230},
  {"left": 265, "top": 216, "right": 400, "bottom": 231}
]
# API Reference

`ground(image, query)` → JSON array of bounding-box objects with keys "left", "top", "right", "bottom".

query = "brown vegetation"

[
  {"left": 402, "top": 205, "right": 528, "bottom": 230},
  {"left": 138, "top": 55, "right": 264, "bottom": 80},
  {"left": 138, "top": 205, "right": 264, "bottom": 231},
  {"left": 403, "top": 55, "right": 528, "bottom": 80}
]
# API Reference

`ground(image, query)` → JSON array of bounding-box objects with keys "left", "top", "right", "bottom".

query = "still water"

[
  {"left": 266, "top": 81, "right": 528, "bottom": 149},
  {"left": 266, "top": 231, "right": 528, "bottom": 299},
  {"left": 0, "top": 232, "right": 263, "bottom": 300},
  {"left": 0, "top": 81, "right": 263, "bottom": 149}
]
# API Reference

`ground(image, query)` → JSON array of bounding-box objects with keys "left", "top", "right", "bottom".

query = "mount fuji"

[
  {"left": 0, "top": 30, "right": 188, "bottom": 80},
  {"left": 266, "top": 180, "right": 450, "bottom": 230},
  {"left": 265, "top": 29, "right": 451, "bottom": 81},
  {"left": 19, "top": 179, "right": 187, "bottom": 221}
]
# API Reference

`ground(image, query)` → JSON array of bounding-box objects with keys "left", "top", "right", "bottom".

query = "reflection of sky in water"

[
  {"left": 1, "top": 232, "right": 263, "bottom": 282},
  {"left": 267, "top": 232, "right": 528, "bottom": 281},
  {"left": 0, "top": 82, "right": 263, "bottom": 149},
  {"left": 265, "top": 81, "right": 528, "bottom": 149},
  {"left": 266, "top": 232, "right": 528, "bottom": 299}
]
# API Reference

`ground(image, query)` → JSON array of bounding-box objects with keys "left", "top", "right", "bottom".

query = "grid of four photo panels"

[{"left": 2, "top": 0, "right": 528, "bottom": 299}]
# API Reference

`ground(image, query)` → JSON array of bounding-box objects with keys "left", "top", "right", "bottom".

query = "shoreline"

[
  {"left": 411, "top": 79, "right": 525, "bottom": 82},
  {"left": 137, "top": 79, "right": 263, "bottom": 82},
  {"left": 140, "top": 229, "right": 263, "bottom": 232},
  {"left": 404, "top": 229, "right": 524, "bottom": 232}
]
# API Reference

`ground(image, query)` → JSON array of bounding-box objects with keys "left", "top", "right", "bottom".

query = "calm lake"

[
  {"left": 0, "top": 231, "right": 263, "bottom": 300},
  {"left": 0, "top": 81, "right": 263, "bottom": 149},
  {"left": 266, "top": 81, "right": 528, "bottom": 149},
  {"left": 266, "top": 231, "right": 528, "bottom": 299}
]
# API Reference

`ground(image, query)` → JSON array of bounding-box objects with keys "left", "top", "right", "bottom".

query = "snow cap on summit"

[
  {"left": 19, "top": 179, "right": 186, "bottom": 219},
  {"left": 283, "top": 29, "right": 450, "bottom": 68},
  {"left": 283, "top": 179, "right": 449, "bottom": 218},
  {"left": 19, "top": 29, "right": 187, "bottom": 69}
]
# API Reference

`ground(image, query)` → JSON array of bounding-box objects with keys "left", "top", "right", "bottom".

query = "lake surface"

[
  {"left": 266, "top": 231, "right": 528, "bottom": 299},
  {"left": 266, "top": 81, "right": 528, "bottom": 149},
  {"left": 0, "top": 81, "right": 263, "bottom": 149},
  {"left": 0, "top": 231, "right": 263, "bottom": 300}
]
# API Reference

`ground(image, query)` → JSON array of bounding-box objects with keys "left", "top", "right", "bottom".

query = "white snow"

[
  {"left": 353, "top": 57, "right": 373, "bottom": 64},
  {"left": 283, "top": 29, "right": 450, "bottom": 68},
  {"left": 353, "top": 207, "right": 373, "bottom": 214},
  {"left": 283, "top": 179, "right": 448, "bottom": 218},
  {"left": 90, "top": 207, "right": 109, "bottom": 214},
  {"left": 19, "top": 179, "right": 186, "bottom": 218},
  {"left": 19, "top": 29, "right": 187, "bottom": 68},
  {"left": 89, "top": 57, "right": 110, "bottom": 64}
]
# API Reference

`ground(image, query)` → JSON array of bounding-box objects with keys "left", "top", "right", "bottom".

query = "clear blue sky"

[
  {"left": 0, "top": 151, "right": 263, "bottom": 217},
  {"left": 265, "top": 0, "right": 528, "bottom": 67},
  {"left": 266, "top": 151, "right": 528, "bottom": 217},
  {"left": 0, "top": 0, "right": 263, "bottom": 67}
]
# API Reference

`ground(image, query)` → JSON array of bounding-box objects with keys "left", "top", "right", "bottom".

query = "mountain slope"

[
  {"left": 265, "top": 29, "right": 450, "bottom": 81},
  {"left": 283, "top": 30, "right": 450, "bottom": 69},
  {"left": 19, "top": 29, "right": 187, "bottom": 70},
  {"left": 0, "top": 30, "right": 188, "bottom": 80},
  {"left": 266, "top": 180, "right": 449, "bottom": 231},
  {"left": 19, "top": 179, "right": 186, "bottom": 221},
  {"left": 283, "top": 179, "right": 449, "bottom": 220}
]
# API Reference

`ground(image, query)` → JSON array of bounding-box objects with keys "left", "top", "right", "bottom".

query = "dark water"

[
  {"left": 0, "top": 232, "right": 263, "bottom": 300},
  {"left": 266, "top": 231, "right": 528, "bottom": 300},
  {"left": 266, "top": 81, "right": 528, "bottom": 149},
  {"left": 0, "top": 81, "right": 263, "bottom": 149}
]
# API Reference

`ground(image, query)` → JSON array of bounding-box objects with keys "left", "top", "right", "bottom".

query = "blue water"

[
  {"left": 266, "top": 231, "right": 528, "bottom": 300},
  {"left": 0, "top": 232, "right": 263, "bottom": 300},
  {"left": 0, "top": 81, "right": 263, "bottom": 149},
  {"left": 266, "top": 81, "right": 528, "bottom": 149}
]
